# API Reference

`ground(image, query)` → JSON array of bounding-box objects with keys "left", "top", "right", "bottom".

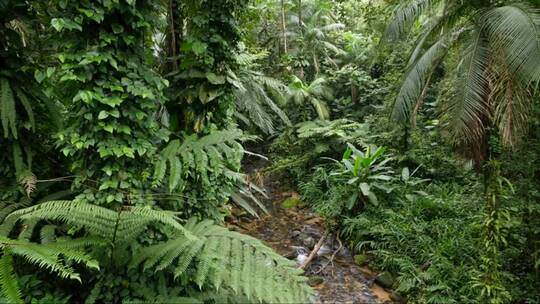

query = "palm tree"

[
  {"left": 385, "top": 1, "right": 540, "bottom": 301},
  {"left": 288, "top": 75, "right": 333, "bottom": 120},
  {"left": 386, "top": 0, "right": 540, "bottom": 162},
  {"left": 289, "top": 1, "right": 345, "bottom": 78}
]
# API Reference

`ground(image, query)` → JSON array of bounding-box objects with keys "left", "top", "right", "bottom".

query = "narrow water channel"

[{"left": 229, "top": 156, "right": 393, "bottom": 303}]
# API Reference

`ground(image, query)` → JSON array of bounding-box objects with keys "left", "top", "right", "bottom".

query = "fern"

[
  {"left": 0, "top": 253, "right": 22, "bottom": 304},
  {"left": 0, "top": 77, "right": 17, "bottom": 139},
  {"left": 154, "top": 129, "right": 267, "bottom": 216},
  {"left": 133, "top": 218, "right": 313, "bottom": 303},
  {"left": 154, "top": 129, "right": 244, "bottom": 191},
  {"left": 6, "top": 201, "right": 194, "bottom": 244},
  {"left": 0, "top": 236, "right": 100, "bottom": 279},
  {"left": 4, "top": 201, "right": 311, "bottom": 302}
]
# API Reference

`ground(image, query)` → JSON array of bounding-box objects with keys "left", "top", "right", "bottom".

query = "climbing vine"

[
  {"left": 165, "top": 0, "right": 248, "bottom": 133},
  {"left": 46, "top": 0, "right": 169, "bottom": 207}
]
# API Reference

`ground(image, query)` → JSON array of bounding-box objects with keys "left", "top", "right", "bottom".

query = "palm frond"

[
  {"left": 491, "top": 61, "right": 533, "bottom": 146},
  {"left": 392, "top": 36, "right": 451, "bottom": 123},
  {"left": 384, "top": 0, "right": 440, "bottom": 41},
  {"left": 447, "top": 27, "right": 490, "bottom": 144},
  {"left": 482, "top": 3, "right": 540, "bottom": 83}
]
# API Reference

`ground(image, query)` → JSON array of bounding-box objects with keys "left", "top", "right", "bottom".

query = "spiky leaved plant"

[
  {"left": 385, "top": 0, "right": 540, "bottom": 159},
  {"left": 0, "top": 201, "right": 313, "bottom": 303},
  {"left": 385, "top": 1, "right": 540, "bottom": 302}
]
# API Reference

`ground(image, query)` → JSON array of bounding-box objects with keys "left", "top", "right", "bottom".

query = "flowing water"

[{"left": 228, "top": 157, "right": 393, "bottom": 303}]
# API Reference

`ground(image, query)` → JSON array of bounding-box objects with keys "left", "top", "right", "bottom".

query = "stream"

[{"left": 228, "top": 156, "right": 393, "bottom": 303}]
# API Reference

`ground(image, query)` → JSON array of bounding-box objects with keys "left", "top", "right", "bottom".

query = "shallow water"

[{"left": 229, "top": 161, "right": 392, "bottom": 303}]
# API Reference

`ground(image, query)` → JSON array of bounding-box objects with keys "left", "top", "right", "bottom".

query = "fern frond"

[
  {"left": 0, "top": 236, "right": 99, "bottom": 282},
  {"left": 0, "top": 253, "right": 23, "bottom": 304},
  {"left": 155, "top": 129, "right": 244, "bottom": 191},
  {"left": 0, "top": 77, "right": 17, "bottom": 139},
  {"left": 7, "top": 201, "right": 194, "bottom": 244},
  {"left": 133, "top": 219, "right": 313, "bottom": 303},
  {"left": 39, "top": 225, "right": 57, "bottom": 244},
  {"left": 13, "top": 87, "right": 35, "bottom": 131}
]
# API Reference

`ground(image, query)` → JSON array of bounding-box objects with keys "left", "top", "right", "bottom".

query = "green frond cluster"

[
  {"left": 154, "top": 129, "right": 244, "bottom": 192},
  {"left": 289, "top": 76, "right": 333, "bottom": 120},
  {"left": 0, "top": 236, "right": 100, "bottom": 301},
  {"left": 133, "top": 219, "right": 313, "bottom": 303},
  {"left": 388, "top": 0, "right": 540, "bottom": 148},
  {"left": 384, "top": 0, "right": 441, "bottom": 41},
  {"left": 0, "top": 77, "right": 17, "bottom": 139},
  {"left": 233, "top": 54, "right": 291, "bottom": 134},
  {"left": 0, "top": 253, "right": 22, "bottom": 304},
  {"left": 6, "top": 201, "right": 192, "bottom": 243},
  {"left": 297, "top": 119, "right": 368, "bottom": 143}
]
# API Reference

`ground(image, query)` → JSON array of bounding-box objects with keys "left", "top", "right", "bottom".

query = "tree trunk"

[
  {"left": 169, "top": 0, "right": 178, "bottom": 72},
  {"left": 281, "top": 0, "right": 287, "bottom": 54},
  {"left": 298, "top": 0, "right": 303, "bottom": 34}
]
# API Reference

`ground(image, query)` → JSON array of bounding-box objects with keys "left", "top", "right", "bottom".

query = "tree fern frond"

[
  {"left": 0, "top": 236, "right": 98, "bottom": 282},
  {"left": 311, "top": 98, "right": 330, "bottom": 120},
  {"left": 0, "top": 77, "right": 17, "bottom": 139},
  {"left": 133, "top": 219, "right": 313, "bottom": 303},
  {"left": 18, "top": 218, "right": 38, "bottom": 241},
  {"left": 7, "top": 201, "right": 194, "bottom": 243},
  {"left": 0, "top": 253, "right": 22, "bottom": 304},
  {"left": 13, "top": 87, "right": 35, "bottom": 131},
  {"left": 40, "top": 225, "right": 57, "bottom": 244},
  {"left": 234, "top": 70, "right": 290, "bottom": 134}
]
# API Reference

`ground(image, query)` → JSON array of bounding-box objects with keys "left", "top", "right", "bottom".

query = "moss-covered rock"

[
  {"left": 307, "top": 276, "right": 324, "bottom": 286},
  {"left": 375, "top": 272, "right": 394, "bottom": 288},
  {"left": 353, "top": 254, "right": 369, "bottom": 266},
  {"left": 281, "top": 197, "right": 303, "bottom": 208}
]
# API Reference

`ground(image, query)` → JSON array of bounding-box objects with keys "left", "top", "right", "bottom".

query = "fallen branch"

[
  {"left": 315, "top": 234, "right": 343, "bottom": 276},
  {"left": 299, "top": 231, "right": 329, "bottom": 269}
]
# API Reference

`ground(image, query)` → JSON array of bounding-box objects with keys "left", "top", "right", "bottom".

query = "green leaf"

[
  {"left": 347, "top": 192, "right": 359, "bottom": 210},
  {"left": 34, "top": 70, "right": 46, "bottom": 83},
  {"left": 97, "top": 111, "right": 108, "bottom": 120},
  {"left": 401, "top": 167, "right": 410, "bottom": 181},
  {"left": 206, "top": 73, "right": 226, "bottom": 85},
  {"left": 359, "top": 182, "right": 371, "bottom": 196},
  {"left": 51, "top": 18, "right": 65, "bottom": 31},
  {"left": 103, "top": 125, "right": 114, "bottom": 133},
  {"left": 367, "top": 192, "right": 379, "bottom": 206}
]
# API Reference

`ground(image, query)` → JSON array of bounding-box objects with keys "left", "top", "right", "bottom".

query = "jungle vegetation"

[{"left": 0, "top": 0, "right": 539, "bottom": 303}]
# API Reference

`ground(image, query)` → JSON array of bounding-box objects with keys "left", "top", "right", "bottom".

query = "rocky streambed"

[{"left": 228, "top": 163, "right": 397, "bottom": 303}]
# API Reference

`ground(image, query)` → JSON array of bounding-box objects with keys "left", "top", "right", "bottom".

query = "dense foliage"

[{"left": 1, "top": 0, "right": 539, "bottom": 303}]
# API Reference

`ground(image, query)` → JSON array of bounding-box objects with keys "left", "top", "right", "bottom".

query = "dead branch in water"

[{"left": 299, "top": 231, "right": 329, "bottom": 269}]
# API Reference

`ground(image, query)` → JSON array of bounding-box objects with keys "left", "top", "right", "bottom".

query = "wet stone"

[
  {"left": 308, "top": 276, "right": 324, "bottom": 286},
  {"left": 390, "top": 291, "right": 405, "bottom": 303},
  {"left": 375, "top": 272, "right": 395, "bottom": 289},
  {"left": 302, "top": 236, "right": 316, "bottom": 249},
  {"left": 236, "top": 170, "right": 388, "bottom": 304}
]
